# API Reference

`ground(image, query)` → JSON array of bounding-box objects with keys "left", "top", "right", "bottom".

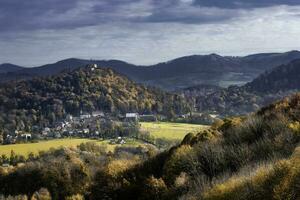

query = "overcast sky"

[{"left": 1, "top": 0, "right": 300, "bottom": 67}]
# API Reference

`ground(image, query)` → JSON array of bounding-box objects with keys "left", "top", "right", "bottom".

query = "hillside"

[
  {"left": 184, "top": 59, "right": 300, "bottom": 116},
  {"left": 94, "top": 93, "right": 300, "bottom": 199},
  {"left": 1, "top": 50, "right": 300, "bottom": 90},
  {"left": 245, "top": 59, "right": 300, "bottom": 93},
  {"left": 0, "top": 65, "right": 189, "bottom": 134},
  {"left": 1, "top": 93, "right": 299, "bottom": 199}
]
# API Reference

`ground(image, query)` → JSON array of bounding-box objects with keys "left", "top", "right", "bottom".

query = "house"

[
  {"left": 140, "top": 114, "right": 157, "bottom": 122},
  {"left": 21, "top": 134, "right": 32, "bottom": 140},
  {"left": 116, "top": 137, "right": 126, "bottom": 145},
  {"left": 42, "top": 127, "right": 51, "bottom": 137},
  {"left": 92, "top": 111, "right": 104, "bottom": 118},
  {"left": 14, "top": 130, "right": 19, "bottom": 135},
  {"left": 125, "top": 113, "right": 139, "bottom": 121},
  {"left": 55, "top": 122, "right": 66, "bottom": 131},
  {"left": 80, "top": 114, "right": 91, "bottom": 120},
  {"left": 90, "top": 64, "right": 98, "bottom": 71},
  {"left": 83, "top": 129, "right": 90, "bottom": 134}
]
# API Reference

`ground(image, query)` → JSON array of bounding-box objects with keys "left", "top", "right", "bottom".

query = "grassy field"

[
  {"left": 0, "top": 122, "right": 208, "bottom": 157},
  {"left": 140, "top": 122, "right": 209, "bottom": 140},
  {"left": 0, "top": 138, "right": 143, "bottom": 157}
]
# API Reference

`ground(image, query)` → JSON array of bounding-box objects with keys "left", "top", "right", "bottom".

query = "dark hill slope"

[
  {"left": 184, "top": 59, "right": 300, "bottom": 116},
  {"left": 245, "top": 59, "right": 300, "bottom": 93}
]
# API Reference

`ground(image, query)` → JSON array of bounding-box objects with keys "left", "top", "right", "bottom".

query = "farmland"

[
  {"left": 0, "top": 138, "right": 143, "bottom": 157},
  {"left": 140, "top": 122, "right": 209, "bottom": 140},
  {"left": 0, "top": 122, "right": 209, "bottom": 157}
]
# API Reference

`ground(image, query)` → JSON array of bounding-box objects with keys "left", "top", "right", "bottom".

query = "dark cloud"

[
  {"left": 1, "top": 0, "right": 300, "bottom": 32},
  {"left": 141, "top": 0, "right": 300, "bottom": 24},
  {"left": 193, "top": 0, "right": 300, "bottom": 9},
  {"left": 0, "top": 0, "right": 82, "bottom": 31}
]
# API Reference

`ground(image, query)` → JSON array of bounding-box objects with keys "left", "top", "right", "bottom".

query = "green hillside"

[{"left": 0, "top": 65, "right": 189, "bottom": 134}]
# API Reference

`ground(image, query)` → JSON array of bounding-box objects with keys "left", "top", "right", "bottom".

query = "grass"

[
  {"left": 140, "top": 122, "right": 209, "bottom": 140},
  {"left": 0, "top": 122, "right": 208, "bottom": 157},
  {"left": 0, "top": 138, "right": 144, "bottom": 157}
]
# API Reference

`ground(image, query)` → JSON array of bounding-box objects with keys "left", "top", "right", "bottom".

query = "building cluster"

[{"left": 2, "top": 111, "right": 158, "bottom": 145}]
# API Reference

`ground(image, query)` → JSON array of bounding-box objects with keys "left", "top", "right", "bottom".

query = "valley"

[
  {"left": 0, "top": 52, "right": 300, "bottom": 200},
  {"left": 2, "top": 1, "right": 300, "bottom": 199}
]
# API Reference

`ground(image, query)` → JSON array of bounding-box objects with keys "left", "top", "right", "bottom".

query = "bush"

[{"left": 163, "top": 145, "right": 195, "bottom": 185}]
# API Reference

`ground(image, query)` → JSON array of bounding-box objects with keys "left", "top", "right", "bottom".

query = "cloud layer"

[{"left": 1, "top": 0, "right": 300, "bottom": 66}]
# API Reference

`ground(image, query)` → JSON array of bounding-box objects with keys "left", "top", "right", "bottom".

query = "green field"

[
  {"left": 0, "top": 123, "right": 208, "bottom": 157},
  {"left": 140, "top": 122, "right": 209, "bottom": 140},
  {"left": 0, "top": 138, "right": 143, "bottom": 157}
]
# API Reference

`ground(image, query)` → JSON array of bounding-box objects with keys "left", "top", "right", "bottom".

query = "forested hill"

[
  {"left": 0, "top": 65, "right": 189, "bottom": 132},
  {"left": 185, "top": 59, "right": 300, "bottom": 116},
  {"left": 245, "top": 59, "right": 300, "bottom": 93}
]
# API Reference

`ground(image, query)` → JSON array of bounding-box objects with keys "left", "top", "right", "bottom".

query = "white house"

[
  {"left": 80, "top": 114, "right": 91, "bottom": 120},
  {"left": 125, "top": 113, "right": 139, "bottom": 121},
  {"left": 83, "top": 129, "right": 90, "bottom": 134},
  {"left": 21, "top": 134, "right": 32, "bottom": 140},
  {"left": 90, "top": 64, "right": 98, "bottom": 71},
  {"left": 92, "top": 111, "right": 104, "bottom": 117}
]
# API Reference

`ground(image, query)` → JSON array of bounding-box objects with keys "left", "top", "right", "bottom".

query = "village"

[{"left": 1, "top": 111, "right": 160, "bottom": 145}]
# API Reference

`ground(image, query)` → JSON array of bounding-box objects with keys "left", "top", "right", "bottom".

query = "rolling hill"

[
  {"left": 1, "top": 50, "right": 300, "bottom": 90},
  {"left": 0, "top": 65, "right": 189, "bottom": 133}
]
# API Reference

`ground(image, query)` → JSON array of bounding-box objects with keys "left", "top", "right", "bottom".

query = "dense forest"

[
  {"left": 0, "top": 65, "right": 190, "bottom": 135},
  {"left": 1, "top": 93, "right": 299, "bottom": 199}
]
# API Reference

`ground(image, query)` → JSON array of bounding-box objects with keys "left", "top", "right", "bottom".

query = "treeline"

[{"left": 0, "top": 65, "right": 190, "bottom": 134}]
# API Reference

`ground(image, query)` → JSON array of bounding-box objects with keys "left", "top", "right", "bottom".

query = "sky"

[{"left": 1, "top": 0, "right": 300, "bottom": 67}]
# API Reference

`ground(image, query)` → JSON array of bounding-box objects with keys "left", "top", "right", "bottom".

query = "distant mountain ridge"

[
  {"left": 1, "top": 50, "right": 300, "bottom": 90},
  {"left": 185, "top": 58, "right": 300, "bottom": 116},
  {"left": 0, "top": 63, "right": 24, "bottom": 73}
]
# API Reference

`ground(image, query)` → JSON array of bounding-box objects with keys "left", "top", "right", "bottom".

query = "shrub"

[
  {"left": 201, "top": 147, "right": 300, "bottom": 200},
  {"left": 141, "top": 176, "right": 168, "bottom": 200},
  {"left": 163, "top": 145, "right": 195, "bottom": 185}
]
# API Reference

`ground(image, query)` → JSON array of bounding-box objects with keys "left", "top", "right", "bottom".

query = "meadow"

[
  {"left": 140, "top": 122, "right": 209, "bottom": 140},
  {"left": 0, "top": 122, "right": 208, "bottom": 157},
  {"left": 0, "top": 138, "right": 143, "bottom": 157}
]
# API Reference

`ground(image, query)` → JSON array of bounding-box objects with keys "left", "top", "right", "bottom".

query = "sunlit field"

[
  {"left": 0, "top": 138, "right": 143, "bottom": 157},
  {"left": 140, "top": 122, "right": 209, "bottom": 140}
]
